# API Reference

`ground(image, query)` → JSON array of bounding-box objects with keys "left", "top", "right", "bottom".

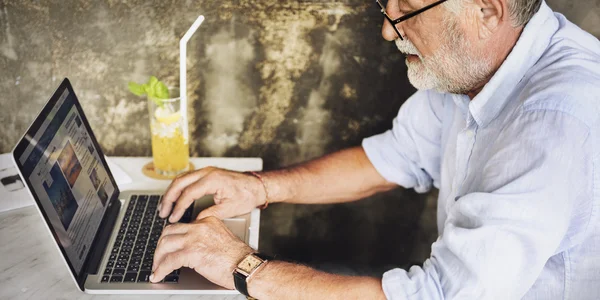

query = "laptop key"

[
  {"left": 124, "top": 273, "right": 137, "bottom": 282},
  {"left": 104, "top": 268, "right": 112, "bottom": 275},
  {"left": 137, "top": 271, "right": 151, "bottom": 282},
  {"left": 112, "top": 268, "right": 126, "bottom": 276},
  {"left": 131, "top": 253, "right": 143, "bottom": 260},
  {"left": 163, "top": 275, "right": 179, "bottom": 283},
  {"left": 141, "top": 262, "right": 152, "bottom": 270},
  {"left": 110, "top": 275, "right": 123, "bottom": 283},
  {"left": 127, "top": 265, "right": 139, "bottom": 273},
  {"left": 101, "top": 275, "right": 110, "bottom": 282}
]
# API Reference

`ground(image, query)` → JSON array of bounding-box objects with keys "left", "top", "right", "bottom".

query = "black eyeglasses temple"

[{"left": 392, "top": 0, "right": 448, "bottom": 24}]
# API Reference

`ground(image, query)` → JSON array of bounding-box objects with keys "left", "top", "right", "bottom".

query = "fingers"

[
  {"left": 197, "top": 201, "right": 238, "bottom": 220},
  {"left": 152, "top": 233, "right": 186, "bottom": 272},
  {"left": 169, "top": 176, "right": 216, "bottom": 223},
  {"left": 161, "top": 223, "right": 189, "bottom": 236},
  {"left": 159, "top": 168, "right": 214, "bottom": 219},
  {"left": 150, "top": 249, "right": 189, "bottom": 283}
]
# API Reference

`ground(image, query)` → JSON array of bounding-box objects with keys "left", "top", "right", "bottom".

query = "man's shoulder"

[{"left": 517, "top": 31, "right": 600, "bottom": 128}]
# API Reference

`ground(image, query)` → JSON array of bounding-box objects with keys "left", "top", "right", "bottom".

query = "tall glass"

[{"left": 147, "top": 87, "right": 190, "bottom": 177}]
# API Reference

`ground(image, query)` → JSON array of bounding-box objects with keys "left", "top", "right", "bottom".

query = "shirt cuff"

[
  {"left": 362, "top": 133, "right": 431, "bottom": 193},
  {"left": 382, "top": 268, "right": 412, "bottom": 300}
]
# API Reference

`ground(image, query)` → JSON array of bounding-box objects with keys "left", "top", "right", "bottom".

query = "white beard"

[{"left": 394, "top": 18, "right": 492, "bottom": 94}]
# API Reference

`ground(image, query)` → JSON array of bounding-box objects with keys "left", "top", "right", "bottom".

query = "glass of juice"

[{"left": 147, "top": 87, "right": 190, "bottom": 177}]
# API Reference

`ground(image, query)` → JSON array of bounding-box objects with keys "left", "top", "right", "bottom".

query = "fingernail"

[
  {"left": 149, "top": 274, "right": 154, "bottom": 281},
  {"left": 157, "top": 203, "right": 162, "bottom": 212},
  {"left": 169, "top": 214, "right": 178, "bottom": 223}
]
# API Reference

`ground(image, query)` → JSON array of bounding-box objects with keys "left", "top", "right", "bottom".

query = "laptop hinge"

[{"left": 84, "top": 199, "right": 121, "bottom": 275}]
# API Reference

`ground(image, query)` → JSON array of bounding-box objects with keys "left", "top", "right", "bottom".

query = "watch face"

[{"left": 237, "top": 254, "right": 263, "bottom": 273}]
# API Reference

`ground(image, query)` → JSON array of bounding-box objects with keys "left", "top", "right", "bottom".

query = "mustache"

[{"left": 395, "top": 38, "right": 421, "bottom": 57}]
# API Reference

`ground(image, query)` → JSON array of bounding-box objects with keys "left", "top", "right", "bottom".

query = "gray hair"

[
  {"left": 444, "top": 0, "right": 543, "bottom": 27},
  {"left": 509, "top": 0, "right": 543, "bottom": 26}
]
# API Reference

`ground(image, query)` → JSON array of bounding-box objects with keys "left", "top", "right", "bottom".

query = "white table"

[{"left": 0, "top": 157, "right": 262, "bottom": 300}]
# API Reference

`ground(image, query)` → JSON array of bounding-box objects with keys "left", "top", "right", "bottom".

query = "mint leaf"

[
  {"left": 142, "top": 83, "right": 151, "bottom": 96},
  {"left": 127, "top": 76, "right": 168, "bottom": 108},
  {"left": 128, "top": 82, "right": 146, "bottom": 96},
  {"left": 148, "top": 76, "right": 159, "bottom": 91},
  {"left": 155, "top": 81, "right": 169, "bottom": 99}
]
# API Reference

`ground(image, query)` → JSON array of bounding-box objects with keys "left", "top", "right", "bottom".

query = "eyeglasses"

[{"left": 375, "top": 0, "right": 448, "bottom": 40}]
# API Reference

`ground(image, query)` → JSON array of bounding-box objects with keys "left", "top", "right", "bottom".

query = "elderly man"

[{"left": 150, "top": 0, "right": 600, "bottom": 298}]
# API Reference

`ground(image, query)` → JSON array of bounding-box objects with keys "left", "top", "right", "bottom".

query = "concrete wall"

[{"left": 1, "top": 0, "right": 598, "bottom": 275}]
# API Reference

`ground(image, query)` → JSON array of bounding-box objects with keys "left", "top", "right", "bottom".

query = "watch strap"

[
  {"left": 234, "top": 270, "right": 250, "bottom": 297},
  {"left": 253, "top": 252, "right": 272, "bottom": 261}
]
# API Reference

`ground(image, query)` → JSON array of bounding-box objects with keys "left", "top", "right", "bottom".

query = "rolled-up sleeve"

[
  {"left": 362, "top": 90, "right": 445, "bottom": 193},
  {"left": 381, "top": 109, "right": 593, "bottom": 299}
]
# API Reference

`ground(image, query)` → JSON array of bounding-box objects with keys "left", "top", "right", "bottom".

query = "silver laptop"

[{"left": 11, "top": 78, "right": 257, "bottom": 294}]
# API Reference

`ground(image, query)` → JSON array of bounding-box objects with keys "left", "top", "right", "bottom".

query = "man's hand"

[
  {"left": 158, "top": 167, "right": 266, "bottom": 223},
  {"left": 150, "top": 216, "right": 253, "bottom": 288}
]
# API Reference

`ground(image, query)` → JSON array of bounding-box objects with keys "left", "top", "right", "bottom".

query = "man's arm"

[
  {"left": 160, "top": 146, "right": 397, "bottom": 221},
  {"left": 262, "top": 146, "right": 397, "bottom": 205},
  {"left": 248, "top": 261, "right": 386, "bottom": 300}
]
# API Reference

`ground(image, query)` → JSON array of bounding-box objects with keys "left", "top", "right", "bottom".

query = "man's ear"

[{"left": 472, "top": 0, "right": 507, "bottom": 39}]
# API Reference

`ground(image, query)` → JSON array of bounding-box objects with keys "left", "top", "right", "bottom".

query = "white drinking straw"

[{"left": 180, "top": 15, "right": 205, "bottom": 140}]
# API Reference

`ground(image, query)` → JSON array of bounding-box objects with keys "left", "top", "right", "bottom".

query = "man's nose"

[{"left": 381, "top": 19, "right": 401, "bottom": 41}]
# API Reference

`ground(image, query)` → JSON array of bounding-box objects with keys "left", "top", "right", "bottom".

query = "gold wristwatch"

[{"left": 233, "top": 252, "right": 270, "bottom": 298}]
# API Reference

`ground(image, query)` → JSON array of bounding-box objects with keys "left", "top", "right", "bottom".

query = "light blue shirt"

[{"left": 362, "top": 1, "right": 600, "bottom": 299}]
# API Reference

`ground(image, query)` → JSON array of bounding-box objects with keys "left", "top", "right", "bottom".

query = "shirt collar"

[{"left": 468, "top": 1, "right": 559, "bottom": 127}]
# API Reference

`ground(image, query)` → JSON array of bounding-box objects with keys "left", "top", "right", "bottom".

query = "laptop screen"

[{"left": 13, "top": 79, "right": 118, "bottom": 279}]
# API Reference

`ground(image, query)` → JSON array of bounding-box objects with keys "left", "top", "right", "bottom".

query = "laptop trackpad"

[{"left": 223, "top": 218, "right": 247, "bottom": 242}]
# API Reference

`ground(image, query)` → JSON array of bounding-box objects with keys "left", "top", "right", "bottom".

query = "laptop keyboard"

[{"left": 100, "top": 194, "right": 193, "bottom": 284}]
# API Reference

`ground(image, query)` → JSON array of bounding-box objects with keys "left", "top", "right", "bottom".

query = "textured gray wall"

[{"left": 1, "top": 0, "right": 599, "bottom": 275}]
